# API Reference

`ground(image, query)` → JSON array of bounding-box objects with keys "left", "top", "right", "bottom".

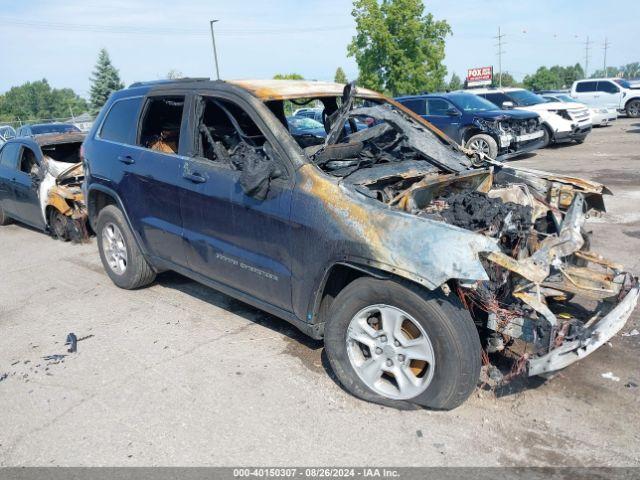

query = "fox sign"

[{"left": 467, "top": 66, "right": 493, "bottom": 87}]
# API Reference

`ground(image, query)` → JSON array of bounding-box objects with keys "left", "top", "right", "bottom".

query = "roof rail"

[{"left": 128, "top": 78, "right": 211, "bottom": 88}]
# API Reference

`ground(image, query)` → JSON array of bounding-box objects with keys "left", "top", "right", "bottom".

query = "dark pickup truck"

[{"left": 82, "top": 79, "right": 638, "bottom": 410}]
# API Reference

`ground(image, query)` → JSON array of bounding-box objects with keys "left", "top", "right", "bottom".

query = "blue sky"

[{"left": 1, "top": 0, "right": 638, "bottom": 98}]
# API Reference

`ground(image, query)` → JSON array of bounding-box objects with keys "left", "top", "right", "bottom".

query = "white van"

[{"left": 571, "top": 78, "right": 640, "bottom": 117}]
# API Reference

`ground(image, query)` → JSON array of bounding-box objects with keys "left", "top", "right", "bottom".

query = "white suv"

[
  {"left": 571, "top": 78, "right": 640, "bottom": 118},
  {"left": 466, "top": 87, "right": 592, "bottom": 147}
]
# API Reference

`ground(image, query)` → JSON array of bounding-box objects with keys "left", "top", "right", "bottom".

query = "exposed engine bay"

[
  {"left": 304, "top": 93, "right": 638, "bottom": 378},
  {"left": 35, "top": 136, "right": 88, "bottom": 242}
]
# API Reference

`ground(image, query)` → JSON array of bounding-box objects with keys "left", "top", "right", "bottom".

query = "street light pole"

[{"left": 209, "top": 19, "right": 220, "bottom": 80}]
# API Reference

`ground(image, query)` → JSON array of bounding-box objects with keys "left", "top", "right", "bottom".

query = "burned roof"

[
  {"left": 226, "top": 79, "right": 384, "bottom": 101},
  {"left": 34, "top": 132, "right": 86, "bottom": 146}
]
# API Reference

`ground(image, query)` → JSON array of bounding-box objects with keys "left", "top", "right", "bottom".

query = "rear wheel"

[
  {"left": 626, "top": 99, "right": 640, "bottom": 118},
  {"left": 324, "top": 277, "right": 481, "bottom": 410},
  {"left": 96, "top": 205, "right": 156, "bottom": 289},
  {"left": 0, "top": 202, "right": 12, "bottom": 226},
  {"left": 465, "top": 134, "right": 498, "bottom": 159}
]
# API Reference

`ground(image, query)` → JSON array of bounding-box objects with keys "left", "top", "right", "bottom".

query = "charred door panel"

[
  {"left": 181, "top": 157, "right": 293, "bottom": 312},
  {"left": 12, "top": 170, "right": 45, "bottom": 229}
]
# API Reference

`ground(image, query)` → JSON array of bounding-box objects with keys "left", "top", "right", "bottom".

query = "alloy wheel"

[
  {"left": 468, "top": 138, "right": 491, "bottom": 156},
  {"left": 102, "top": 222, "right": 128, "bottom": 275},
  {"left": 346, "top": 304, "right": 435, "bottom": 400}
]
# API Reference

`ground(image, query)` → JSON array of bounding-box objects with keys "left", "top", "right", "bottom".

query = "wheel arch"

[
  {"left": 87, "top": 184, "right": 151, "bottom": 258},
  {"left": 309, "top": 260, "right": 453, "bottom": 335}
]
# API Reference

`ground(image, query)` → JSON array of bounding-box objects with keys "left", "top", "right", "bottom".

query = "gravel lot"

[{"left": 1, "top": 118, "right": 639, "bottom": 467}]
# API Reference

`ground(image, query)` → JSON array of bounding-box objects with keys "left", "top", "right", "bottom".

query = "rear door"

[
  {"left": 114, "top": 94, "right": 190, "bottom": 267},
  {"left": 0, "top": 142, "right": 22, "bottom": 218},
  {"left": 180, "top": 93, "right": 294, "bottom": 311}
]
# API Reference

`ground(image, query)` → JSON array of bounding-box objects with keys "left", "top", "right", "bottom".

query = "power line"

[
  {"left": 0, "top": 17, "right": 353, "bottom": 37},
  {"left": 494, "top": 27, "right": 506, "bottom": 87}
]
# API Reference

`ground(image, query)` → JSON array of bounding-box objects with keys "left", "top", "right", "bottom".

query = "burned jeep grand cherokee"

[{"left": 84, "top": 79, "right": 638, "bottom": 410}]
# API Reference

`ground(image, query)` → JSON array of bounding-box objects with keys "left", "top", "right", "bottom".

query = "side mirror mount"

[
  {"left": 502, "top": 101, "right": 514, "bottom": 110},
  {"left": 446, "top": 107, "right": 461, "bottom": 117}
]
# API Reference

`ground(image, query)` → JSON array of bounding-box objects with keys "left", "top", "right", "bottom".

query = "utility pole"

[
  {"left": 584, "top": 36, "right": 592, "bottom": 78},
  {"left": 603, "top": 37, "right": 610, "bottom": 76},
  {"left": 494, "top": 27, "right": 506, "bottom": 87},
  {"left": 209, "top": 19, "right": 220, "bottom": 80}
]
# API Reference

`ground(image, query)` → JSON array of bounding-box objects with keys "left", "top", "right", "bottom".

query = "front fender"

[{"left": 299, "top": 165, "right": 499, "bottom": 290}]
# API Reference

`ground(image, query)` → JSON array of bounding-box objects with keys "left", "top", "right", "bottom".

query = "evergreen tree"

[
  {"left": 89, "top": 49, "right": 124, "bottom": 111},
  {"left": 334, "top": 67, "right": 348, "bottom": 84},
  {"left": 448, "top": 72, "right": 462, "bottom": 91}
]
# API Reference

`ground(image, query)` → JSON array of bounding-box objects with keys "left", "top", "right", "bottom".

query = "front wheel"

[
  {"left": 540, "top": 126, "right": 552, "bottom": 148},
  {"left": 0, "top": 202, "right": 12, "bottom": 226},
  {"left": 626, "top": 99, "right": 640, "bottom": 118},
  {"left": 324, "top": 278, "right": 481, "bottom": 410},
  {"left": 465, "top": 134, "right": 498, "bottom": 160}
]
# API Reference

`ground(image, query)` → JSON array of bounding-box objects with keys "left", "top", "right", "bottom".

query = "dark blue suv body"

[
  {"left": 83, "top": 79, "right": 623, "bottom": 410},
  {"left": 396, "top": 92, "right": 544, "bottom": 160}
]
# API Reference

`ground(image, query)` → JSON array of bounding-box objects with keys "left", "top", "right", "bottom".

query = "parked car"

[
  {"left": 541, "top": 93, "right": 617, "bottom": 127},
  {"left": 16, "top": 123, "right": 81, "bottom": 137},
  {"left": 571, "top": 78, "right": 640, "bottom": 118},
  {"left": 292, "top": 107, "right": 323, "bottom": 122},
  {"left": 0, "top": 125, "right": 16, "bottom": 145},
  {"left": 467, "top": 87, "right": 592, "bottom": 146},
  {"left": 396, "top": 92, "right": 544, "bottom": 160},
  {"left": 292, "top": 107, "right": 370, "bottom": 134},
  {"left": 0, "top": 132, "right": 88, "bottom": 240},
  {"left": 286, "top": 116, "right": 327, "bottom": 147},
  {"left": 81, "top": 78, "right": 637, "bottom": 410}
]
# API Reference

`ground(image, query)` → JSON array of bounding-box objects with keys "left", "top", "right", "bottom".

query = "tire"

[
  {"left": 465, "top": 134, "right": 498, "bottom": 160},
  {"left": 49, "top": 208, "right": 69, "bottom": 241},
  {"left": 540, "top": 125, "right": 552, "bottom": 148},
  {"left": 324, "top": 277, "right": 481, "bottom": 410},
  {"left": 626, "top": 99, "right": 640, "bottom": 118},
  {"left": 0, "top": 202, "right": 12, "bottom": 226},
  {"left": 575, "top": 138, "right": 585, "bottom": 144},
  {"left": 96, "top": 205, "right": 156, "bottom": 289}
]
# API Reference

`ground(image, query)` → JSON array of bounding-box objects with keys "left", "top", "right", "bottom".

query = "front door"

[
  {"left": 181, "top": 94, "right": 294, "bottom": 311},
  {"left": 0, "top": 142, "right": 23, "bottom": 219},
  {"left": 14, "top": 145, "right": 46, "bottom": 229},
  {"left": 425, "top": 98, "right": 461, "bottom": 142}
]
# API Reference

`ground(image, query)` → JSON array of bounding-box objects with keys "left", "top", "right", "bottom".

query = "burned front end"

[
  {"left": 36, "top": 133, "right": 89, "bottom": 241},
  {"left": 473, "top": 115, "right": 544, "bottom": 159},
  {"left": 310, "top": 98, "right": 638, "bottom": 378}
]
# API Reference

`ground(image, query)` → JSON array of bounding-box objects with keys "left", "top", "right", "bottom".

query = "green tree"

[
  {"left": 590, "top": 66, "right": 621, "bottom": 78},
  {"left": 347, "top": 0, "right": 451, "bottom": 96},
  {"left": 166, "top": 69, "right": 184, "bottom": 79},
  {"left": 447, "top": 72, "right": 462, "bottom": 91},
  {"left": 89, "top": 49, "right": 124, "bottom": 112},
  {"left": 334, "top": 67, "right": 348, "bottom": 84},
  {"left": 523, "top": 66, "right": 563, "bottom": 91},
  {"left": 622, "top": 62, "right": 640, "bottom": 79},
  {"left": 273, "top": 73, "right": 304, "bottom": 80},
  {"left": 0, "top": 79, "right": 88, "bottom": 124},
  {"left": 491, "top": 71, "right": 520, "bottom": 88}
]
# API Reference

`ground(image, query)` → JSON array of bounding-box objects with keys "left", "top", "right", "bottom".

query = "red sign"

[{"left": 467, "top": 66, "right": 493, "bottom": 86}]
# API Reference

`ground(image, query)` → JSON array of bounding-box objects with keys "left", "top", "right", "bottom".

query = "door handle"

[
  {"left": 183, "top": 172, "right": 206, "bottom": 184},
  {"left": 117, "top": 155, "right": 135, "bottom": 165}
]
